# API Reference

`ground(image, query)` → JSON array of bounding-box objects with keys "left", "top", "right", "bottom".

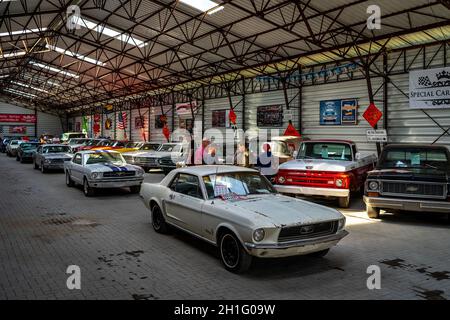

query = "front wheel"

[
  {"left": 367, "top": 204, "right": 381, "bottom": 219},
  {"left": 338, "top": 195, "right": 350, "bottom": 208},
  {"left": 83, "top": 178, "right": 95, "bottom": 197},
  {"left": 41, "top": 163, "right": 47, "bottom": 173},
  {"left": 16, "top": 155, "right": 20, "bottom": 161},
  {"left": 151, "top": 205, "right": 169, "bottom": 234},
  {"left": 34, "top": 160, "right": 39, "bottom": 170},
  {"left": 219, "top": 232, "right": 252, "bottom": 274},
  {"left": 66, "top": 171, "right": 74, "bottom": 187}
]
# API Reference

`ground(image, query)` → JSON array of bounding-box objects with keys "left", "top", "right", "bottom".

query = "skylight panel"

[
  {"left": 0, "top": 28, "right": 47, "bottom": 37},
  {"left": 4, "top": 88, "right": 37, "bottom": 99},
  {"left": 46, "top": 44, "right": 106, "bottom": 66},
  {"left": 179, "top": 0, "right": 224, "bottom": 14},
  {"left": 0, "top": 51, "right": 26, "bottom": 59},
  {"left": 75, "top": 18, "right": 147, "bottom": 47},
  {"left": 12, "top": 81, "right": 49, "bottom": 93},
  {"left": 29, "top": 61, "right": 80, "bottom": 78}
]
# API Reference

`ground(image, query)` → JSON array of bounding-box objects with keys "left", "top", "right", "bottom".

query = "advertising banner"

[
  {"left": 409, "top": 67, "right": 450, "bottom": 109},
  {"left": 0, "top": 114, "right": 37, "bottom": 123},
  {"left": 341, "top": 99, "right": 358, "bottom": 124}
]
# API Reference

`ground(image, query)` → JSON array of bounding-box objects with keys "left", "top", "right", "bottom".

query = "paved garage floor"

[{"left": 0, "top": 153, "right": 449, "bottom": 300}]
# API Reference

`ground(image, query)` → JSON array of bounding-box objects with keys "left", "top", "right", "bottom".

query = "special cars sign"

[
  {"left": 409, "top": 67, "right": 450, "bottom": 109},
  {"left": 0, "top": 114, "right": 37, "bottom": 123}
]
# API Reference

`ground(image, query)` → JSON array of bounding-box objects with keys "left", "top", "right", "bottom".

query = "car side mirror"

[{"left": 355, "top": 152, "right": 361, "bottom": 160}]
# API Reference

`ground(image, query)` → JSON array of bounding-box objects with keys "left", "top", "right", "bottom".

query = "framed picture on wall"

[
  {"left": 135, "top": 116, "right": 145, "bottom": 129},
  {"left": 341, "top": 99, "right": 358, "bottom": 125},
  {"left": 257, "top": 105, "right": 283, "bottom": 127},
  {"left": 212, "top": 110, "right": 227, "bottom": 127}
]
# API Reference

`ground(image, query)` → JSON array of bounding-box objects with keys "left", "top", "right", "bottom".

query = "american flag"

[{"left": 117, "top": 112, "right": 127, "bottom": 130}]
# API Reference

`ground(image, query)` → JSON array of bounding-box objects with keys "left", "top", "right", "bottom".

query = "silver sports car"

[
  {"left": 33, "top": 144, "right": 73, "bottom": 173},
  {"left": 64, "top": 150, "right": 145, "bottom": 196}
]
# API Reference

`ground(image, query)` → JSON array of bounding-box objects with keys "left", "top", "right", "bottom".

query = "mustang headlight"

[
  {"left": 137, "top": 168, "right": 144, "bottom": 176},
  {"left": 44, "top": 159, "right": 51, "bottom": 164},
  {"left": 253, "top": 228, "right": 265, "bottom": 242},
  {"left": 91, "top": 172, "right": 101, "bottom": 179},
  {"left": 368, "top": 181, "right": 379, "bottom": 191},
  {"left": 338, "top": 217, "right": 346, "bottom": 230}
]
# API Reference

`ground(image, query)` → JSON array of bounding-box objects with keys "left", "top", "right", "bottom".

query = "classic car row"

[{"left": 1, "top": 136, "right": 449, "bottom": 273}]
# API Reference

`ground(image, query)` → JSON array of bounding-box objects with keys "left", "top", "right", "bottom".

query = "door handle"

[{"left": 169, "top": 194, "right": 175, "bottom": 200}]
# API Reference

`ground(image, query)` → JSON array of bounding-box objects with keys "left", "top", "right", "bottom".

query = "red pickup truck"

[{"left": 274, "top": 140, "right": 377, "bottom": 208}]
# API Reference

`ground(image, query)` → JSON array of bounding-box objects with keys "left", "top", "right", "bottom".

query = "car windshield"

[
  {"left": 86, "top": 140, "right": 101, "bottom": 146},
  {"left": 11, "top": 141, "right": 18, "bottom": 145},
  {"left": 85, "top": 152, "right": 125, "bottom": 165},
  {"left": 297, "top": 142, "right": 353, "bottom": 161},
  {"left": 43, "top": 146, "right": 71, "bottom": 153},
  {"left": 140, "top": 143, "right": 160, "bottom": 151},
  {"left": 380, "top": 148, "right": 449, "bottom": 170},
  {"left": 159, "top": 144, "right": 180, "bottom": 152},
  {"left": 69, "top": 139, "right": 88, "bottom": 145},
  {"left": 111, "top": 141, "right": 125, "bottom": 147},
  {"left": 69, "top": 134, "right": 85, "bottom": 139},
  {"left": 203, "top": 172, "right": 275, "bottom": 199},
  {"left": 21, "top": 143, "right": 39, "bottom": 149}
]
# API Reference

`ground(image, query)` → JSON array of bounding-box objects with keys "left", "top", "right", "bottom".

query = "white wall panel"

[
  {"left": 302, "top": 78, "right": 383, "bottom": 153},
  {"left": 387, "top": 73, "right": 450, "bottom": 148}
]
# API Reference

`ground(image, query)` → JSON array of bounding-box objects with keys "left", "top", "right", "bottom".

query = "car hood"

[
  {"left": 279, "top": 158, "right": 354, "bottom": 172},
  {"left": 86, "top": 163, "right": 139, "bottom": 172},
  {"left": 215, "top": 194, "right": 343, "bottom": 227},
  {"left": 42, "top": 153, "right": 73, "bottom": 159}
]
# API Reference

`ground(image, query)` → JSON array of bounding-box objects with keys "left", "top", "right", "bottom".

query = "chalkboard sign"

[{"left": 257, "top": 105, "right": 283, "bottom": 127}]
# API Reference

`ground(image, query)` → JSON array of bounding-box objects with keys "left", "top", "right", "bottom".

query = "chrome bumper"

[
  {"left": 364, "top": 196, "right": 450, "bottom": 214},
  {"left": 43, "top": 163, "right": 66, "bottom": 170},
  {"left": 88, "top": 178, "right": 144, "bottom": 188},
  {"left": 274, "top": 185, "right": 350, "bottom": 198},
  {"left": 245, "top": 230, "right": 349, "bottom": 258}
]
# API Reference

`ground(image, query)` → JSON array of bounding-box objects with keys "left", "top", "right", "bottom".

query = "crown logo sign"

[{"left": 436, "top": 70, "right": 450, "bottom": 80}]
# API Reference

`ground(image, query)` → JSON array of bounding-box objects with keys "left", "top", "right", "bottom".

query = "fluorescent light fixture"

[
  {"left": 76, "top": 18, "right": 147, "bottom": 47},
  {"left": 179, "top": 0, "right": 224, "bottom": 14},
  {"left": 0, "top": 74, "right": 9, "bottom": 79},
  {"left": 0, "top": 28, "right": 47, "bottom": 38},
  {"left": 29, "top": 61, "right": 80, "bottom": 78},
  {"left": 46, "top": 44, "right": 106, "bottom": 66},
  {"left": 12, "top": 81, "right": 49, "bottom": 93},
  {"left": 4, "top": 88, "right": 37, "bottom": 99},
  {"left": 0, "top": 51, "right": 26, "bottom": 59}
]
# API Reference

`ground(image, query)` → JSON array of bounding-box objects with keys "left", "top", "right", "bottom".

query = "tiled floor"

[{"left": 0, "top": 153, "right": 449, "bottom": 300}]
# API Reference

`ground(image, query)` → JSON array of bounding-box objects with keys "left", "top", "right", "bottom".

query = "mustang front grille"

[
  {"left": 381, "top": 181, "right": 446, "bottom": 199},
  {"left": 278, "top": 221, "right": 337, "bottom": 242},
  {"left": 103, "top": 171, "right": 136, "bottom": 178},
  {"left": 159, "top": 158, "right": 174, "bottom": 166}
]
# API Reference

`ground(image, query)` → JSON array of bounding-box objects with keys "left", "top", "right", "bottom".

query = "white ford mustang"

[{"left": 140, "top": 165, "right": 348, "bottom": 273}]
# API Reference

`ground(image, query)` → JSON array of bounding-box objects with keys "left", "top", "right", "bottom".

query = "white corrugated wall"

[
  {"left": 302, "top": 78, "right": 383, "bottom": 153},
  {"left": 386, "top": 44, "right": 450, "bottom": 149},
  {"left": 1, "top": 102, "right": 62, "bottom": 138}
]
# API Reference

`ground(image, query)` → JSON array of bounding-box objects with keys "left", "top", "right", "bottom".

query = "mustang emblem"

[{"left": 300, "top": 225, "right": 314, "bottom": 234}]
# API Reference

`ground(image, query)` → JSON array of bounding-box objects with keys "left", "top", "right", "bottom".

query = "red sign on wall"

[
  {"left": 0, "top": 114, "right": 37, "bottom": 123},
  {"left": 363, "top": 103, "right": 382, "bottom": 128}
]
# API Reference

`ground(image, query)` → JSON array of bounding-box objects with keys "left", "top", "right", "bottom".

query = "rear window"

[{"left": 298, "top": 142, "right": 353, "bottom": 161}]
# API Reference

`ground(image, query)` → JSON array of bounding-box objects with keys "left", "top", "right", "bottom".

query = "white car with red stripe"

[
  {"left": 274, "top": 140, "right": 377, "bottom": 208},
  {"left": 64, "top": 150, "right": 144, "bottom": 197}
]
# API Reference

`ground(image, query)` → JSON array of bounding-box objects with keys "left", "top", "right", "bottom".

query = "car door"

[
  {"left": 164, "top": 173, "right": 205, "bottom": 236},
  {"left": 70, "top": 153, "right": 84, "bottom": 183},
  {"left": 35, "top": 146, "right": 42, "bottom": 164}
]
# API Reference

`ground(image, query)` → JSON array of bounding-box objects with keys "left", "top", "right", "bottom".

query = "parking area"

[{"left": 0, "top": 153, "right": 449, "bottom": 300}]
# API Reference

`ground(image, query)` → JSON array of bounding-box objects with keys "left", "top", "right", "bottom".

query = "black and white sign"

[
  {"left": 367, "top": 129, "right": 387, "bottom": 142},
  {"left": 409, "top": 67, "right": 450, "bottom": 109}
]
